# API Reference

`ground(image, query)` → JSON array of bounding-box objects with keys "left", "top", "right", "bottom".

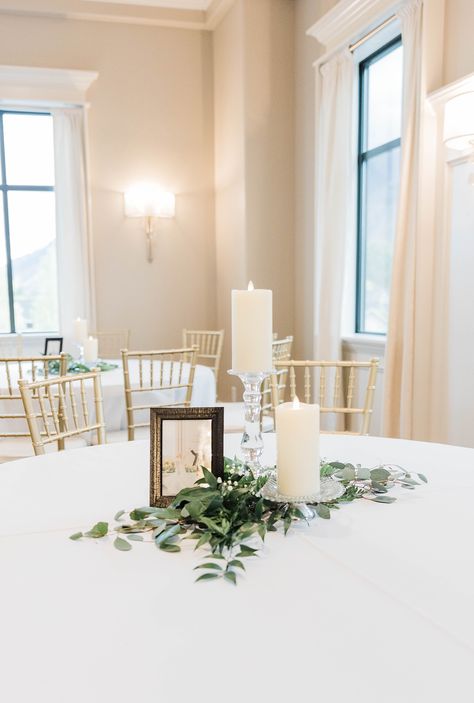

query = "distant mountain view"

[{"left": 0, "top": 240, "right": 59, "bottom": 333}]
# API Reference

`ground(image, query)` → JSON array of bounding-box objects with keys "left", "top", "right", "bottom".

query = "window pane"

[
  {"left": 8, "top": 191, "right": 59, "bottom": 332},
  {"left": 3, "top": 113, "right": 55, "bottom": 186},
  {"left": 360, "top": 146, "right": 400, "bottom": 334},
  {"left": 0, "top": 199, "right": 10, "bottom": 332},
  {"left": 366, "top": 45, "right": 403, "bottom": 151}
]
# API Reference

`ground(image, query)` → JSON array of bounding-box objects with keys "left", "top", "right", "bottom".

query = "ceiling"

[{"left": 82, "top": 0, "right": 212, "bottom": 9}]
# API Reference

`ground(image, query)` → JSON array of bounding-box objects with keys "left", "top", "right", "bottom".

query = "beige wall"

[
  {"left": 213, "top": 0, "right": 294, "bottom": 398},
  {"left": 443, "top": 0, "right": 474, "bottom": 84},
  {"left": 213, "top": 0, "right": 246, "bottom": 397},
  {"left": 0, "top": 13, "right": 216, "bottom": 350},
  {"left": 294, "top": 0, "right": 337, "bottom": 360}
]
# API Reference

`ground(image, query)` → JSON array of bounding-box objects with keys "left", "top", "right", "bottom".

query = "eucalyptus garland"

[{"left": 70, "top": 457, "right": 427, "bottom": 584}]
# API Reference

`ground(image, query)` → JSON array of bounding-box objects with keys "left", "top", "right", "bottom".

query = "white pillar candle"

[
  {"left": 83, "top": 336, "right": 98, "bottom": 362},
  {"left": 73, "top": 318, "right": 88, "bottom": 345},
  {"left": 231, "top": 282, "right": 272, "bottom": 372},
  {"left": 276, "top": 396, "right": 320, "bottom": 497}
]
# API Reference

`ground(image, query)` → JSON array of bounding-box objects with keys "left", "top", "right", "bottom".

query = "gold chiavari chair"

[
  {"left": 182, "top": 330, "right": 224, "bottom": 396},
  {"left": 0, "top": 353, "right": 68, "bottom": 461},
  {"left": 224, "top": 336, "right": 294, "bottom": 434},
  {"left": 18, "top": 371, "right": 106, "bottom": 456},
  {"left": 270, "top": 358, "right": 380, "bottom": 435},
  {"left": 261, "top": 336, "right": 293, "bottom": 425},
  {"left": 93, "top": 330, "right": 130, "bottom": 360},
  {"left": 121, "top": 346, "right": 198, "bottom": 441}
]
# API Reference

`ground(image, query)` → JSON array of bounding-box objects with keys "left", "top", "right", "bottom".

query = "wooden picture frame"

[
  {"left": 150, "top": 406, "right": 224, "bottom": 507},
  {"left": 44, "top": 337, "right": 63, "bottom": 355}
]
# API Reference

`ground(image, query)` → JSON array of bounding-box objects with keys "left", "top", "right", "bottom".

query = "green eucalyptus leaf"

[
  {"left": 195, "top": 572, "right": 219, "bottom": 582},
  {"left": 224, "top": 571, "right": 237, "bottom": 585},
  {"left": 114, "top": 510, "right": 126, "bottom": 521},
  {"left": 195, "top": 532, "right": 211, "bottom": 550},
  {"left": 159, "top": 542, "right": 181, "bottom": 553},
  {"left": 114, "top": 536, "right": 132, "bottom": 551},
  {"left": 228, "top": 559, "right": 245, "bottom": 571},
  {"left": 338, "top": 467, "right": 356, "bottom": 482},
  {"left": 155, "top": 524, "right": 181, "bottom": 545},
  {"left": 126, "top": 533, "right": 144, "bottom": 542},
  {"left": 84, "top": 521, "right": 108, "bottom": 538},
  {"left": 201, "top": 467, "right": 218, "bottom": 489},
  {"left": 370, "top": 495, "right": 396, "bottom": 503},
  {"left": 417, "top": 473, "right": 428, "bottom": 483},
  {"left": 153, "top": 508, "right": 182, "bottom": 520},
  {"left": 315, "top": 504, "right": 331, "bottom": 519},
  {"left": 370, "top": 468, "right": 391, "bottom": 482},
  {"left": 237, "top": 545, "right": 258, "bottom": 557},
  {"left": 69, "top": 532, "right": 83, "bottom": 541},
  {"left": 355, "top": 467, "right": 371, "bottom": 480},
  {"left": 193, "top": 563, "right": 223, "bottom": 571}
]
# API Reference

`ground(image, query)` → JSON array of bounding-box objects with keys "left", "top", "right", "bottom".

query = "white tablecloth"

[
  {"left": 1, "top": 434, "right": 473, "bottom": 702},
  {"left": 0, "top": 360, "right": 216, "bottom": 434}
]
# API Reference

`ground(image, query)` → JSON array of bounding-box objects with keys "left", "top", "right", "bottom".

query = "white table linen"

[
  {"left": 1, "top": 434, "right": 473, "bottom": 703},
  {"left": 0, "top": 360, "right": 216, "bottom": 435}
]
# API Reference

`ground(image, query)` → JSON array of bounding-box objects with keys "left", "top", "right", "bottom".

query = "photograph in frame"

[
  {"left": 150, "top": 407, "right": 224, "bottom": 507},
  {"left": 44, "top": 337, "right": 64, "bottom": 355}
]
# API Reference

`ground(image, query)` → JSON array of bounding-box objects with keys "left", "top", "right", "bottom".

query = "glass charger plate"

[{"left": 262, "top": 471, "right": 345, "bottom": 504}]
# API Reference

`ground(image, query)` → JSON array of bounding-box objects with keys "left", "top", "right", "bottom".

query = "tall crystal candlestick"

[{"left": 228, "top": 370, "right": 272, "bottom": 477}]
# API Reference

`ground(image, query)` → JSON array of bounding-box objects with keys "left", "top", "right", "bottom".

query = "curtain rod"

[{"left": 349, "top": 14, "right": 396, "bottom": 52}]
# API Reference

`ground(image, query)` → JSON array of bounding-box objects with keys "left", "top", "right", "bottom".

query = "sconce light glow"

[
  {"left": 124, "top": 183, "right": 176, "bottom": 263},
  {"left": 443, "top": 92, "right": 474, "bottom": 151},
  {"left": 124, "top": 183, "right": 175, "bottom": 219}
]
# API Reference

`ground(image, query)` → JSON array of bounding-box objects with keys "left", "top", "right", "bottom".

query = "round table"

[{"left": 0, "top": 434, "right": 473, "bottom": 702}]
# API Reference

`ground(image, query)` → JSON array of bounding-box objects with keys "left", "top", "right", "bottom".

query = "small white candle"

[
  {"left": 276, "top": 396, "right": 320, "bottom": 497},
  {"left": 73, "top": 318, "right": 88, "bottom": 345},
  {"left": 83, "top": 336, "right": 98, "bottom": 362},
  {"left": 231, "top": 281, "right": 272, "bottom": 372}
]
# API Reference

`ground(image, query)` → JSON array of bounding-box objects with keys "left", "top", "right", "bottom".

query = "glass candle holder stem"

[{"left": 228, "top": 370, "right": 273, "bottom": 477}]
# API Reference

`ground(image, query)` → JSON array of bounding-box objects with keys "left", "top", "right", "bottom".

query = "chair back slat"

[
  {"left": 271, "top": 358, "right": 380, "bottom": 435},
  {"left": 182, "top": 330, "right": 224, "bottom": 397},
  {"left": 92, "top": 330, "right": 130, "bottom": 360},
  {"left": 121, "top": 347, "right": 198, "bottom": 441},
  {"left": 0, "top": 354, "right": 68, "bottom": 441},
  {"left": 18, "top": 371, "right": 106, "bottom": 455},
  {"left": 262, "top": 336, "right": 293, "bottom": 420}
]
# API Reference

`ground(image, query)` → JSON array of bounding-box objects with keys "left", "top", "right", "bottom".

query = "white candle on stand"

[
  {"left": 83, "top": 336, "right": 98, "bottom": 362},
  {"left": 231, "top": 281, "right": 272, "bottom": 372},
  {"left": 73, "top": 318, "right": 88, "bottom": 345},
  {"left": 276, "top": 396, "right": 320, "bottom": 496}
]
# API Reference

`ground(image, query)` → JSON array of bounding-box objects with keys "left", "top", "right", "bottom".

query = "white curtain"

[
  {"left": 314, "top": 50, "right": 354, "bottom": 363},
  {"left": 52, "top": 108, "right": 95, "bottom": 343},
  {"left": 382, "top": 0, "right": 435, "bottom": 439},
  {"left": 313, "top": 51, "right": 354, "bottom": 429}
]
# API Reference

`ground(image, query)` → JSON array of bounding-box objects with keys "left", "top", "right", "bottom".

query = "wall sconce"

[
  {"left": 443, "top": 92, "right": 474, "bottom": 151},
  {"left": 124, "top": 183, "right": 175, "bottom": 263}
]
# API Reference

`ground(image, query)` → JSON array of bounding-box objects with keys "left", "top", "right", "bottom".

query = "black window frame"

[
  {"left": 355, "top": 35, "right": 402, "bottom": 336},
  {"left": 0, "top": 109, "right": 55, "bottom": 334}
]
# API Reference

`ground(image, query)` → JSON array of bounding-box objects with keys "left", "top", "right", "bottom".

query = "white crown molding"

[
  {"left": 0, "top": 0, "right": 234, "bottom": 30},
  {"left": 428, "top": 71, "right": 474, "bottom": 107},
  {"left": 0, "top": 65, "right": 98, "bottom": 104},
  {"left": 306, "top": 0, "right": 404, "bottom": 52}
]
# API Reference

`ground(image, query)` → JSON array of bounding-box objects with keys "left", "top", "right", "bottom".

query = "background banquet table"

[
  {"left": 1, "top": 433, "right": 473, "bottom": 702},
  {"left": 0, "top": 359, "right": 216, "bottom": 434}
]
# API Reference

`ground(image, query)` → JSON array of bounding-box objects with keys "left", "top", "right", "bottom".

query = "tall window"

[
  {"left": 356, "top": 37, "right": 403, "bottom": 335},
  {"left": 0, "top": 111, "right": 58, "bottom": 334}
]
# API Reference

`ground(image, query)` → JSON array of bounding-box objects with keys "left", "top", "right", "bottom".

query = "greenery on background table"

[
  {"left": 48, "top": 354, "right": 118, "bottom": 375},
  {"left": 70, "top": 457, "right": 427, "bottom": 584}
]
